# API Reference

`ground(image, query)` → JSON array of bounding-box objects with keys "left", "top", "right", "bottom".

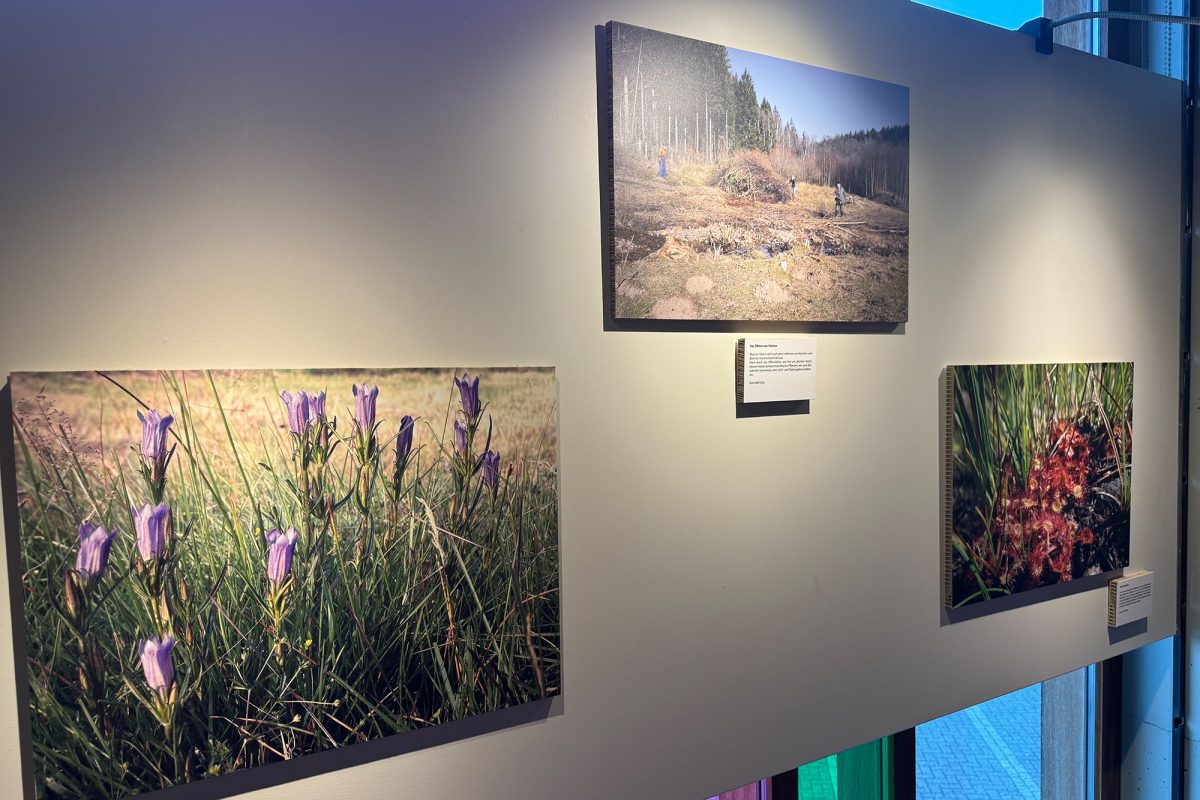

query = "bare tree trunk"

[
  {"left": 632, "top": 40, "right": 644, "bottom": 155},
  {"left": 651, "top": 87, "right": 657, "bottom": 150},
  {"left": 639, "top": 82, "right": 646, "bottom": 157},
  {"left": 705, "top": 94, "right": 710, "bottom": 163},
  {"left": 622, "top": 74, "right": 629, "bottom": 145}
]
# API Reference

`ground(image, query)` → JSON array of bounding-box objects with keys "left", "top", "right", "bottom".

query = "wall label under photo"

[
  {"left": 736, "top": 337, "right": 816, "bottom": 403},
  {"left": 1108, "top": 570, "right": 1152, "bottom": 627}
]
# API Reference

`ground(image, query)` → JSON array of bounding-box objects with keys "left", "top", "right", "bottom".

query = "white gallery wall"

[{"left": 0, "top": 1, "right": 1183, "bottom": 798}]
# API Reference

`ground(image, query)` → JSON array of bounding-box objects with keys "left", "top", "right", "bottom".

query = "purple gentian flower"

[
  {"left": 454, "top": 373, "right": 481, "bottom": 419},
  {"left": 280, "top": 391, "right": 311, "bottom": 435},
  {"left": 137, "top": 409, "right": 174, "bottom": 463},
  {"left": 265, "top": 527, "right": 300, "bottom": 588},
  {"left": 396, "top": 415, "right": 414, "bottom": 465},
  {"left": 76, "top": 522, "right": 117, "bottom": 584},
  {"left": 306, "top": 390, "right": 326, "bottom": 421},
  {"left": 139, "top": 635, "right": 176, "bottom": 694},
  {"left": 482, "top": 450, "right": 500, "bottom": 490},
  {"left": 453, "top": 420, "right": 468, "bottom": 458},
  {"left": 131, "top": 503, "right": 170, "bottom": 562},
  {"left": 352, "top": 384, "right": 379, "bottom": 433}
]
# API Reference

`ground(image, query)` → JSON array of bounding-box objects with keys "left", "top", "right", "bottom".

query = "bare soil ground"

[{"left": 612, "top": 161, "right": 909, "bottom": 322}]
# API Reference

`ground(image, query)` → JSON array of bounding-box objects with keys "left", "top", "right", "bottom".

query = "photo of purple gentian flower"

[
  {"left": 75, "top": 522, "right": 117, "bottom": 585},
  {"left": 265, "top": 527, "right": 300, "bottom": 588},
  {"left": 454, "top": 373, "right": 481, "bottom": 420},
  {"left": 396, "top": 415, "right": 414, "bottom": 465},
  {"left": 139, "top": 635, "right": 176, "bottom": 695},
  {"left": 482, "top": 450, "right": 500, "bottom": 490},
  {"left": 131, "top": 503, "right": 170, "bottom": 563},
  {"left": 307, "top": 390, "right": 326, "bottom": 421},
  {"left": 137, "top": 409, "right": 174, "bottom": 463},
  {"left": 453, "top": 420, "right": 468, "bottom": 458},
  {"left": 280, "top": 391, "right": 311, "bottom": 435},
  {"left": 11, "top": 366, "right": 560, "bottom": 795},
  {"left": 352, "top": 384, "right": 379, "bottom": 433}
]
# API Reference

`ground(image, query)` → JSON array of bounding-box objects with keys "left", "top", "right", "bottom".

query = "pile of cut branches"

[{"left": 713, "top": 150, "right": 789, "bottom": 204}]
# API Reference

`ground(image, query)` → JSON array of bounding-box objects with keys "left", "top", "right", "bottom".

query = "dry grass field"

[{"left": 13, "top": 368, "right": 557, "bottom": 480}]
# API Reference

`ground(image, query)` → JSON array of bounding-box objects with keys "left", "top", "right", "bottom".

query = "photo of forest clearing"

[
  {"left": 947, "top": 363, "right": 1133, "bottom": 608},
  {"left": 9, "top": 367, "right": 559, "bottom": 798},
  {"left": 608, "top": 22, "right": 909, "bottom": 322}
]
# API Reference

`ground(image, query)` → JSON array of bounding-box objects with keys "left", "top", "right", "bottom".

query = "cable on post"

[{"left": 1022, "top": 10, "right": 1200, "bottom": 55}]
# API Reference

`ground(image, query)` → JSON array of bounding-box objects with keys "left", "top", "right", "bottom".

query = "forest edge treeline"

[{"left": 610, "top": 22, "right": 909, "bottom": 209}]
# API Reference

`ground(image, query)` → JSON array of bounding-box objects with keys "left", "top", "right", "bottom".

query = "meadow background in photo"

[
  {"left": 947, "top": 363, "right": 1133, "bottom": 608},
  {"left": 9, "top": 367, "right": 559, "bottom": 798},
  {"left": 609, "top": 22, "right": 909, "bottom": 322}
]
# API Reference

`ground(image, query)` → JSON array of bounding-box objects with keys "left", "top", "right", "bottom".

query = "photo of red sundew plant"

[
  {"left": 948, "top": 362, "right": 1133, "bottom": 608},
  {"left": 8, "top": 368, "right": 559, "bottom": 798}
]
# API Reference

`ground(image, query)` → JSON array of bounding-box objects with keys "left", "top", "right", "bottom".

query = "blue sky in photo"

[
  {"left": 911, "top": 0, "right": 1044, "bottom": 30},
  {"left": 725, "top": 48, "right": 909, "bottom": 140}
]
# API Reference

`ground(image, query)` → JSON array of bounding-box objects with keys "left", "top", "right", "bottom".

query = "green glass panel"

[
  {"left": 794, "top": 738, "right": 887, "bottom": 800},
  {"left": 838, "top": 740, "right": 883, "bottom": 800},
  {"left": 798, "top": 755, "right": 837, "bottom": 799}
]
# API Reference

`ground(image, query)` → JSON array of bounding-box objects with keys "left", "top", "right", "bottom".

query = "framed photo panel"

[
  {"left": 7, "top": 367, "right": 560, "bottom": 797},
  {"left": 606, "top": 21, "right": 910, "bottom": 322},
  {"left": 944, "top": 362, "right": 1133, "bottom": 608}
]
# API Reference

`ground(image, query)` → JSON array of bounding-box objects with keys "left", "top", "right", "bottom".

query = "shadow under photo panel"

[
  {"left": 943, "top": 362, "right": 1133, "bottom": 611},
  {"left": 6, "top": 367, "right": 560, "bottom": 798},
  {"left": 605, "top": 21, "right": 909, "bottom": 324}
]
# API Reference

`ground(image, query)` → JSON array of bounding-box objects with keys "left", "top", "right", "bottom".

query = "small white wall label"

[
  {"left": 736, "top": 337, "right": 817, "bottom": 404},
  {"left": 1108, "top": 570, "right": 1152, "bottom": 627}
]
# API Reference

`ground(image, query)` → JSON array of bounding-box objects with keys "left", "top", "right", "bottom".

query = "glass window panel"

[
  {"left": 911, "top": 1, "right": 1045, "bottom": 30},
  {"left": 707, "top": 739, "right": 888, "bottom": 799},
  {"left": 916, "top": 0, "right": 1185, "bottom": 78},
  {"left": 798, "top": 755, "right": 837, "bottom": 798},
  {"left": 917, "top": 669, "right": 1092, "bottom": 799},
  {"left": 917, "top": 683, "right": 1042, "bottom": 799}
]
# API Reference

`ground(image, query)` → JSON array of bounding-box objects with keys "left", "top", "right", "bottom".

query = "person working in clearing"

[{"left": 834, "top": 182, "right": 847, "bottom": 217}]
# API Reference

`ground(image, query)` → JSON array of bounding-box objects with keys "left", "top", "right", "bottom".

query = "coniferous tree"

[{"left": 611, "top": 24, "right": 909, "bottom": 206}]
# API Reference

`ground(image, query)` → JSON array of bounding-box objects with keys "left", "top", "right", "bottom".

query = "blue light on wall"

[{"left": 912, "top": 1, "right": 1044, "bottom": 30}]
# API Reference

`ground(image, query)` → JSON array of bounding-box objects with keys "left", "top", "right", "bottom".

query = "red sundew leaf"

[{"left": 1029, "top": 554, "right": 1046, "bottom": 581}]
